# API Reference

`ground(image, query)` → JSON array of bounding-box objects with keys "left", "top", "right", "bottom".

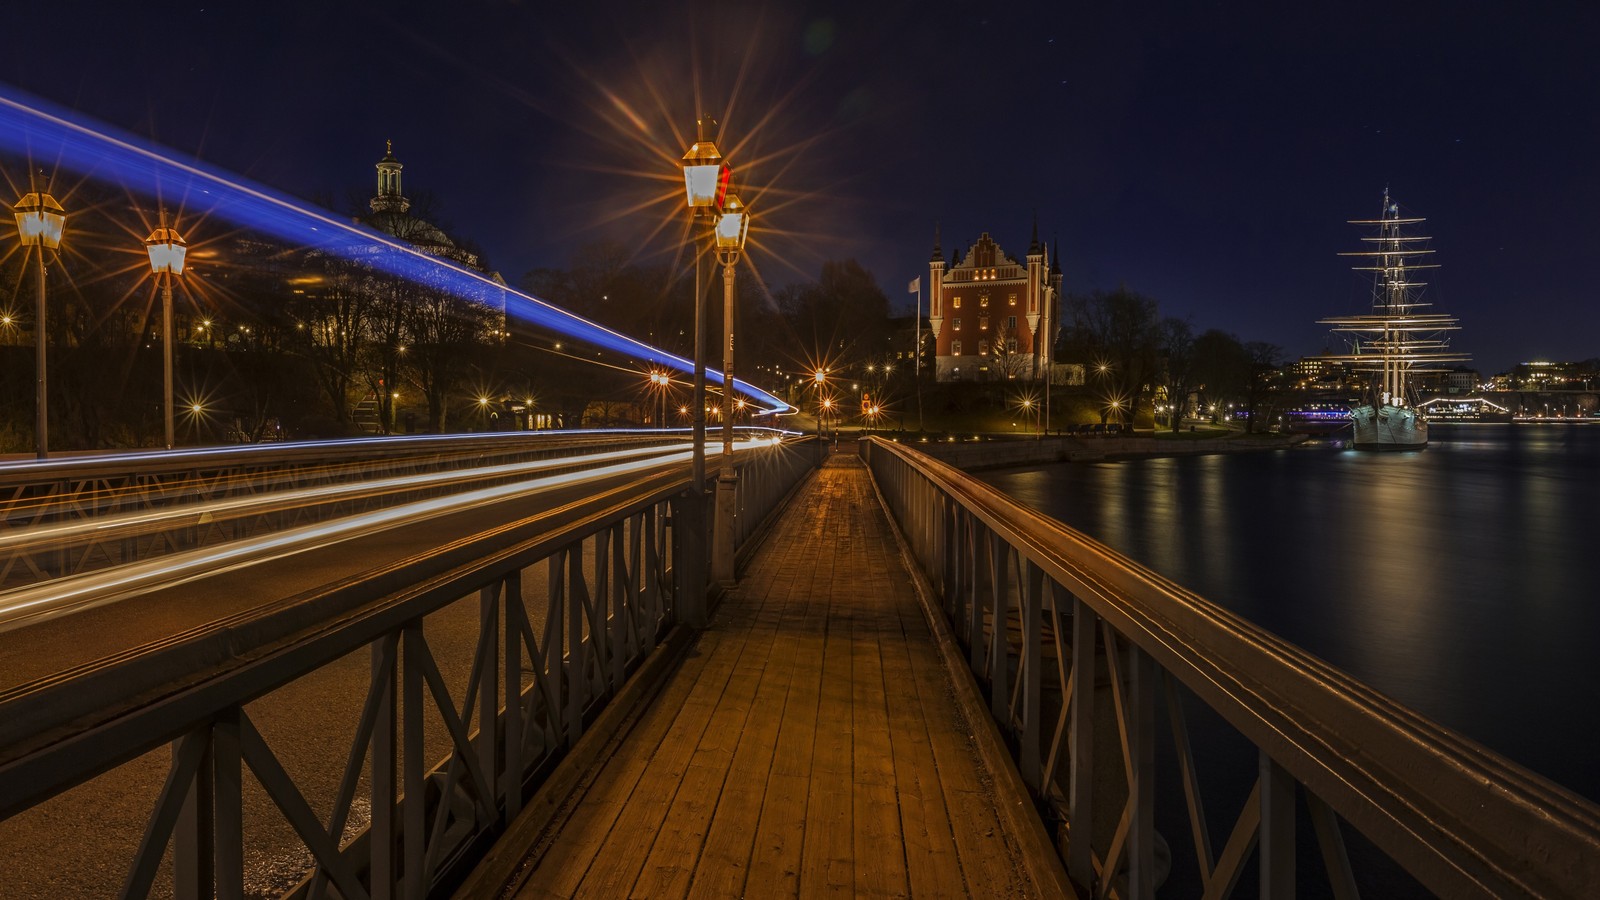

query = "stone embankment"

[{"left": 912, "top": 433, "right": 1308, "bottom": 470}]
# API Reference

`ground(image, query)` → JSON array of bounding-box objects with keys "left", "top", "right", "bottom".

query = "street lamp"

[
  {"left": 145, "top": 213, "right": 188, "bottom": 450},
  {"left": 649, "top": 371, "right": 671, "bottom": 429},
  {"left": 712, "top": 191, "right": 750, "bottom": 585},
  {"left": 14, "top": 184, "right": 66, "bottom": 460},
  {"left": 679, "top": 116, "right": 732, "bottom": 619}
]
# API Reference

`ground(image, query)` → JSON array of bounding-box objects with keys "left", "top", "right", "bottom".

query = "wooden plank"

[
  {"left": 899, "top": 594, "right": 1033, "bottom": 896},
  {"left": 880, "top": 593, "right": 968, "bottom": 898},
  {"left": 746, "top": 476, "right": 838, "bottom": 895},
  {"left": 630, "top": 580, "right": 785, "bottom": 896},
  {"left": 796, "top": 474, "right": 860, "bottom": 897},
  {"left": 850, "top": 592, "right": 909, "bottom": 898},
  {"left": 688, "top": 579, "right": 803, "bottom": 899},
  {"left": 520, "top": 625, "right": 742, "bottom": 897},
  {"left": 509, "top": 629, "right": 724, "bottom": 896}
]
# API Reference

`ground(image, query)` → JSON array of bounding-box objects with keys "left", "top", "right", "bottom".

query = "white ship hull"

[{"left": 1349, "top": 404, "right": 1427, "bottom": 450}]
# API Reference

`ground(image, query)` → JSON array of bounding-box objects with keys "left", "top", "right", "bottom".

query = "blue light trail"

[{"left": 0, "top": 85, "right": 792, "bottom": 414}]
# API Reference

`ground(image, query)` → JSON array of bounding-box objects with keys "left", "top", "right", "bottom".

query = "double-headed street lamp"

[
  {"left": 680, "top": 117, "right": 731, "bottom": 615},
  {"left": 14, "top": 183, "right": 66, "bottom": 460},
  {"left": 711, "top": 189, "right": 750, "bottom": 585},
  {"left": 145, "top": 213, "right": 188, "bottom": 450},
  {"left": 648, "top": 371, "right": 671, "bottom": 429},
  {"left": 682, "top": 117, "right": 754, "bottom": 588}
]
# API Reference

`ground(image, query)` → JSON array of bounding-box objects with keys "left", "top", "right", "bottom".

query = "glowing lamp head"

[
  {"left": 145, "top": 224, "right": 188, "bottom": 275},
  {"left": 681, "top": 117, "right": 730, "bottom": 211},
  {"left": 715, "top": 194, "right": 749, "bottom": 251},
  {"left": 14, "top": 191, "right": 65, "bottom": 249}
]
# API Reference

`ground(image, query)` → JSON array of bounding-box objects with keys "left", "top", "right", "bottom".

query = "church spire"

[
  {"left": 371, "top": 140, "right": 410, "bottom": 214},
  {"left": 931, "top": 223, "right": 943, "bottom": 262},
  {"left": 1029, "top": 209, "right": 1041, "bottom": 255}
]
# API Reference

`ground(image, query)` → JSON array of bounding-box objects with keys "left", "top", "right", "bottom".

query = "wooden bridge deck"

[{"left": 461, "top": 451, "right": 1069, "bottom": 898}]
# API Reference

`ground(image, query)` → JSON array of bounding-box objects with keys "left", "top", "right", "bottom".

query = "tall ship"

[{"left": 1318, "top": 190, "right": 1468, "bottom": 450}]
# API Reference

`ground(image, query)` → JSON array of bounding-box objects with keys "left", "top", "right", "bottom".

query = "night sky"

[{"left": 6, "top": 1, "right": 1597, "bottom": 374}]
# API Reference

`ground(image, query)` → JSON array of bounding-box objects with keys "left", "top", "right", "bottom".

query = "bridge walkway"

[{"left": 460, "top": 450, "right": 1070, "bottom": 898}]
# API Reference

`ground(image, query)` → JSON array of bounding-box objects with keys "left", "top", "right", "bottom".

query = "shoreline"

[{"left": 908, "top": 432, "right": 1311, "bottom": 471}]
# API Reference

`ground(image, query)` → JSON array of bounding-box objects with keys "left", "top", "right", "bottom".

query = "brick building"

[{"left": 925, "top": 225, "right": 1062, "bottom": 382}]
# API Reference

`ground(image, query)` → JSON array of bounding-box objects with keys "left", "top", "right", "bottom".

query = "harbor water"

[{"left": 977, "top": 424, "right": 1600, "bottom": 804}]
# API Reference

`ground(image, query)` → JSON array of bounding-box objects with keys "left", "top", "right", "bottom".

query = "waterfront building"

[{"left": 925, "top": 224, "right": 1063, "bottom": 382}]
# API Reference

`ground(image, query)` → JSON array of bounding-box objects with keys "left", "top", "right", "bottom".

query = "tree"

[
  {"left": 778, "top": 259, "right": 890, "bottom": 370},
  {"left": 1192, "top": 329, "right": 1251, "bottom": 423},
  {"left": 1062, "top": 287, "right": 1161, "bottom": 425},
  {"left": 1155, "top": 317, "right": 1198, "bottom": 432},
  {"left": 289, "top": 255, "right": 370, "bottom": 429},
  {"left": 1242, "top": 341, "right": 1285, "bottom": 434}
]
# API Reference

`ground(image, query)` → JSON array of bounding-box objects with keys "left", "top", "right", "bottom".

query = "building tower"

[
  {"left": 926, "top": 227, "right": 947, "bottom": 365},
  {"left": 371, "top": 140, "right": 410, "bottom": 214}
]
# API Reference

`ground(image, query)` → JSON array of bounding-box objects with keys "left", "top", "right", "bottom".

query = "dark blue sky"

[{"left": 7, "top": 1, "right": 1597, "bottom": 373}]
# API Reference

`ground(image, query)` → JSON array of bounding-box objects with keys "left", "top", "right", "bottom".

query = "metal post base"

[{"left": 711, "top": 471, "right": 738, "bottom": 586}]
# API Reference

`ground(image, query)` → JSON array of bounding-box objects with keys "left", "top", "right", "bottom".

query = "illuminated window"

[
  {"left": 1006, "top": 338, "right": 1018, "bottom": 352},
  {"left": 979, "top": 340, "right": 990, "bottom": 355},
  {"left": 952, "top": 340, "right": 963, "bottom": 355},
  {"left": 953, "top": 317, "right": 961, "bottom": 330},
  {"left": 980, "top": 316, "right": 988, "bottom": 330},
  {"left": 980, "top": 294, "right": 990, "bottom": 307},
  {"left": 953, "top": 296, "right": 961, "bottom": 308},
  {"left": 1009, "top": 294, "right": 1017, "bottom": 306}
]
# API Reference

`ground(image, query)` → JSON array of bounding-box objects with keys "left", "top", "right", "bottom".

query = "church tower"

[{"left": 371, "top": 141, "right": 410, "bottom": 214}]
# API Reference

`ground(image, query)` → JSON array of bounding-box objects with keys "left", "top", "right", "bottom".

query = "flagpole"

[{"left": 913, "top": 278, "right": 925, "bottom": 432}]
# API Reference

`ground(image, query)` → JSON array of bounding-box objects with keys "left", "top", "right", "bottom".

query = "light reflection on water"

[{"left": 981, "top": 425, "right": 1600, "bottom": 802}]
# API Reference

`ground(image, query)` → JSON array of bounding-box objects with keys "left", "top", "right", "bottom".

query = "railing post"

[
  {"left": 1068, "top": 596, "right": 1097, "bottom": 888},
  {"left": 968, "top": 519, "right": 984, "bottom": 671},
  {"left": 989, "top": 533, "right": 1011, "bottom": 724},
  {"left": 1261, "top": 750, "right": 1296, "bottom": 899},
  {"left": 477, "top": 582, "right": 500, "bottom": 821},
  {"left": 503, "top": 573, "right": 525, "bottom": 822},
  {"left": 1128, "top": 644, "right": 1158, "bottom": 900},
  {"left": 371, "top": 635, "right": 399, "bottom": 900},
  {"left": 402, "top": 623, "right": 427, "bottom": 900},
  {"left": 567, "top": 546, "right": 586, "bottom": 748},
  {"left": 173, "top": 729, "right": 215, "bottom": 900},
  {"left": 674, "top": 492, "right": 707, "bottom": 627},
  {"left": 1021, "top": 561, "right": 1043, "bottom": 789},
  {"left": 213, "top": 709, "right": 244, "bottom": 900}
]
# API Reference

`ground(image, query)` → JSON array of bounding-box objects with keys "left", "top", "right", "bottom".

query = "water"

[{"left": 977, "top": 424, "right": 1600, "bottom": 804}]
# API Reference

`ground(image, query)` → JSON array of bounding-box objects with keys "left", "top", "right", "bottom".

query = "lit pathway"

[{"left": 464, "top": 451, "right": 1068, "bottom": 898}]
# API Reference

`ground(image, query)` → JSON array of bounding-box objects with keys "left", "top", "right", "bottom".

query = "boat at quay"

[{"left": 1319, "top": 190, "right": 1469, "bottom": 449}]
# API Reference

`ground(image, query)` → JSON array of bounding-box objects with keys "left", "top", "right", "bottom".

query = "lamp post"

[
  {"left": 650, "top": 371, "right": 670, "bottom": 428},
  {"left": 145, "top": 212, "right": 188, "bottom": 450},
  {"left": 14, "top": 183, "right": 66, "bottom": 460},
  {"left": 711, "top": 191, "right": 749, "bottom": 586},
  {"left": 680, "top": 116, "right": 731, "bottom": 621}
]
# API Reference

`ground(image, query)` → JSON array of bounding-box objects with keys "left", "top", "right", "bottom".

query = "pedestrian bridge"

[{"left": 0, "top": 437, "right": 1595, "bottom": 898}]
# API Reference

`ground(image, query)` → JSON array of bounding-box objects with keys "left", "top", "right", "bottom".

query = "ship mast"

[{"left": 1318, "top": 190, "right": 1467, "bottom": 404}]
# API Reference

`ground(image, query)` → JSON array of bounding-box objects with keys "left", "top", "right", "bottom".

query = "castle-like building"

[{"left": 926, "top": 224, "right": 1062, "bottom": 382}]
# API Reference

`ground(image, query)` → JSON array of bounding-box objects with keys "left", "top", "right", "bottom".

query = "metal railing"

[
  {"left": 862, "top": 437, "right": 1600, "bottom": 899},
  {"left": 0, "top": 437, "right": 816, "bottom": 899}
]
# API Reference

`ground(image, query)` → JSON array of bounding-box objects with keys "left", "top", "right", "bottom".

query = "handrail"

[{"left": 862, "top": 436, "right": 1600, "bottom": 899}]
